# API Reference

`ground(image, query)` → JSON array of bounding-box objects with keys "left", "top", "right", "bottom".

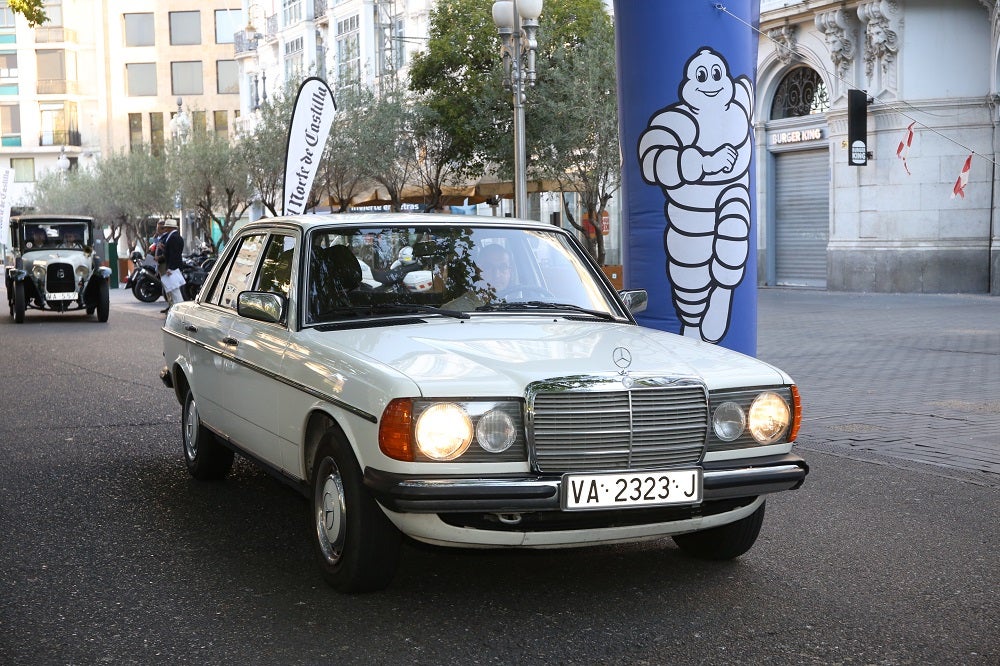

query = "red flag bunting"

[
  {"left": 896, "top": 122, "right": 915, "bottom": 175},
  {"left": 951, "top": 154, "right": 972, "bottom": 199}
]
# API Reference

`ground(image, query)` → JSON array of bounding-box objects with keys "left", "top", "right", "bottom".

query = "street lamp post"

[{"left": 492, "top": 0, "right": 542, "bottom": 219}]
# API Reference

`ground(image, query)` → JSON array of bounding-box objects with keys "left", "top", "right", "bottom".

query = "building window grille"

[
  {"left": 11, "top": 157, "right": 34, "bottom": 182},
  {"left": 770, "top": 67, "right": 829, "bottom": 119},
  {"left": 336, "top": 15, "right": 360, "bottom": 85},
  {"left": 282, "top": 0, "right": 302, "bottom": 27}
]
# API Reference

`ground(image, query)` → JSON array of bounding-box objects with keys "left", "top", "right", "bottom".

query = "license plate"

[
  {"left": 563, "top": 469, "right": 702, "bottom": 511},
  {"left": 46, "top": 292, "right": 77, "bottom": 301}
]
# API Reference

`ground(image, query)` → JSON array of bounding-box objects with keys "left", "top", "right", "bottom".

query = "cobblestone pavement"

[{"left": 756, "top": 288, "right": 1000, "bottom": 486}]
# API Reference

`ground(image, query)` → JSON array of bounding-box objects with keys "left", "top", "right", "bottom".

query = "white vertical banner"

[
  {"left": 282, "top": 77, "right": 337, "bottom": 216},
  {"left": 0, "top": 167, "right": 14, "bottom": 256}
]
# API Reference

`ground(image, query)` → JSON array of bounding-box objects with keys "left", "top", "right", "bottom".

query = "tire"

[
  {"left": 133, "top": 275, "right": 162, "bottom": 303},
  {"left": 311, "top": 432, "right": 402, "bottom": 593},
  {"left": 13, "top": 281, "right": 25, "bottom": 323},
  {"left": 182, "top": 389, "right": 234, "bottom": 480},
  {"left": 672, "top": 501, "right": 766, "bottom": 560},
  {"left": 96, "top": 279, "right": 110, "bottom": 322}
]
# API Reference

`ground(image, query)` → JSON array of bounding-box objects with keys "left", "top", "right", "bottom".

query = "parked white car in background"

[{"left": 161, "top": 214, "right": 807, "bottom": 592}]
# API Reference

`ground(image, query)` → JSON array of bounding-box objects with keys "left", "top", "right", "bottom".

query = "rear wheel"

[
  {"left": 133, "top": 275, "right": 161, "bottom": 303},
  {"left": 672, "top": 501, "right": 766, "bottom": 560},
  {"left": 96, "top": 279, "right": 110, "bottom": 322},
  {"left": 13, "top": 281, "right": 25, "bottom": 323},
  {"left": 182, "top": 389, "right": 233, "bottom": 480},
  {"left": 311, "top": 432, "right": 401, "bottom": 592}
]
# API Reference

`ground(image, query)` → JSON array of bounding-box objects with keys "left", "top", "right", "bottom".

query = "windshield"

[
  {"left": 305, "top": 225, "right": 621, "bottom": 324},
  {"left": 19, "top": 222, "right": 90, "bottom": 251}
]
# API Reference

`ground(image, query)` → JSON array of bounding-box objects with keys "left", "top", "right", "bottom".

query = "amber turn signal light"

[{"left": 379, "top": 398, "right": 414, "bottom": 461}]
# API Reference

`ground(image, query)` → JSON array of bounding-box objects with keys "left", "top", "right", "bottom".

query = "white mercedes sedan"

[{"left": 161, "top": 214, "right": 807, "bottom": 592}]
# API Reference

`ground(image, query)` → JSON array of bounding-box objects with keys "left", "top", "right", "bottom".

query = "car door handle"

[
  {"left": 221, "top": 336, "right": 238, "bottom": 347},
  {"left": 184, "top": 324, "right": 198, "bottom": 333}
]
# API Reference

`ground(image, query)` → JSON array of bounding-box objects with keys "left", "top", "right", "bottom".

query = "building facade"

[
  {"left": 756, "top": 0, "right": 1000, "bottom": 294},
  {"left": 0, "top": 0, "right": 242, "bottom": 209}
]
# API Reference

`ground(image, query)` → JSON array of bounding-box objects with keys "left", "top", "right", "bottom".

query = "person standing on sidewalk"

[{"left": 159, "top": 219, "right": 186, "bottom": 313}]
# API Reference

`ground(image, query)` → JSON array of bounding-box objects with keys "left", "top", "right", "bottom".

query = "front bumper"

[{"left": 364, "top": 453, "right": 808, "bottom": 514}]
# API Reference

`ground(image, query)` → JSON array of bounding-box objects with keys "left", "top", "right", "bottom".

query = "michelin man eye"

[
  {"left": 696, "top": 66, "right": 707, "bottom": 83},
  {"left": 712, "top": 65, "right": 722, "bottom": 81}
]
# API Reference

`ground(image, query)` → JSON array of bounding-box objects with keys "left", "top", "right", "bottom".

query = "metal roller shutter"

[{"left": 774, "top": 149, "right": 829, "bottom": 287}]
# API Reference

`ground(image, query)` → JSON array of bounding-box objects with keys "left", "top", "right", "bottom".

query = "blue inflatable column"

[{"left": 614, "top": 0, "right": 760, "bottom": 356}]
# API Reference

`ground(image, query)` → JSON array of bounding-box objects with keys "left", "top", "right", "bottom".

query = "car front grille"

[
  {"left": 528, "top": 378, "right": 708, "bottom": 473},
  {"left": 46, "top": 263, "right": 76, "bottom": 293}
]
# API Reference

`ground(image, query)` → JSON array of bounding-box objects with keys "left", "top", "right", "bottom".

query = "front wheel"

[
  {"left": 311, "top": 432, "right": 401, "bottom": 593},
  {"left": 672, "top": 501, "right": 766, "bottom": 560},
  {"left": 13, "top": 281, "right": 25, "bottom": 323},
  {"left": 95, "top": 279, "right": 110, "bottom": 322},
  {"left": 133, "top": 275, "right": 162, "bottom": 303},
  {"left": 182, "top": 389, "right": 233, "bottom": 480}
]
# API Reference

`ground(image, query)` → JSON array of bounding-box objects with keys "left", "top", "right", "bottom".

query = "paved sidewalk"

[
  {"left": 111, "top": 285, "right": 1000, "bottom": 485},
  {"left": 756, "top": 288, "right": 1000, "bottom": 486}
]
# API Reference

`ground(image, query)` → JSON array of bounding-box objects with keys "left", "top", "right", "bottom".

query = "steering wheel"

[{"left": 498, "top": 285, "right": 553, "bottom": 301}]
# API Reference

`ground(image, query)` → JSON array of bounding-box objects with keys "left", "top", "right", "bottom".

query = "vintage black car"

[{"left": 5, "top": 214, "right": 112, "bottom": 323}]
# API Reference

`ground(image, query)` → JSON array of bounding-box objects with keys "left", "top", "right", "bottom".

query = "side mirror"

[
  {"left": 618, "top": 289, "right": 648, "bottom": 314},
  {"left": 237, "top": 291, "right": 286, "bottom": 324}
]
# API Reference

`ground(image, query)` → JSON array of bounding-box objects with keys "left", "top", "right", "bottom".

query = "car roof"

[
  {"left": 12, "top": 214, "right": 94, "bottom": 223},
  {"left": 238, "top": 213, "right": 560, "bottom": 234}
]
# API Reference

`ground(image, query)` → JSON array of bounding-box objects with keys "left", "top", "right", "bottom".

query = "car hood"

[
  {"left": 21, "top": 249, "right": 92, "bottom": 269},
  {"left": 308, "top": 316, "right": 790, "bottom": 397}
]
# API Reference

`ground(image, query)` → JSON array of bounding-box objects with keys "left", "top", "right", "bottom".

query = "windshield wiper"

[
  {"left": 371, "top": 303, "right": 470, "bottom": 320},
  {"left": 475, "top": 301, "right": 618, "bottom": 321}
]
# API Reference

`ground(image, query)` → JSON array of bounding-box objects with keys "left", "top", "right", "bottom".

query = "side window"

[
  {"left": 254, "top": 233, "right": 296, "bottom": 299},
  {"left": 208, "top": 233, "right": 266, "bottom": 309}
]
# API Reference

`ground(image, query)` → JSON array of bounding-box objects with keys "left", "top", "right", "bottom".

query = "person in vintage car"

[{"left": 161, "top": 214, "right": 807, "bottom": 592}]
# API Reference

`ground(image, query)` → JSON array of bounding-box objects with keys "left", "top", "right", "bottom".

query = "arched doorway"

[{"left": 768, "top": 67, "right": 831, "bottom": 288}]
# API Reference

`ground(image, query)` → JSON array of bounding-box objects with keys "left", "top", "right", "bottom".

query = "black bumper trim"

[{"left": 364, "top": 453, "right": 808, "bottom": 513}]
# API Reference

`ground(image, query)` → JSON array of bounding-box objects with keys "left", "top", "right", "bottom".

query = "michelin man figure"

[{"left": 638, "top": 47, "right": 754, "bottom": 344}]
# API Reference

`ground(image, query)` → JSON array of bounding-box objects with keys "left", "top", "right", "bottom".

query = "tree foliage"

[
  {"left": 238, "top": 82, "right": 297, "bottom": 217},
  {"left": 7, "top": 0, "right": 47, "bottom": 27},
  {"left": 352, "top": 81, "right": 417, "bottom": 211},
  {"left": 168, "top": 128, "right": 252, "bottom": 251}
]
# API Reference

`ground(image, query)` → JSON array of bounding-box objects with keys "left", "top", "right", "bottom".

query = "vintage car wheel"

[
  {"left": 13, "top": 281, "right": 26, "bottom": 323},
  {"left": 95, "top": 279, "right": 110, "bottom": 322},
  {"left": 133, "top": 275, "right": 162, "bottom": 303},
  {"left": 182, "top": 389, "right": 234, "bottom": 480},
  {"left": 672, "top": 501, "right": 766, "bottom": 560},
  {"left": 311, "top": 433, "right": 401, "bottom": 593}
]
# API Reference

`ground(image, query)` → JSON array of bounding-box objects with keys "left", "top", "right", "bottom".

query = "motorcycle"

[
  {"left": 125, "top": 250, "right": 213, "bottom": 303},
  {"left": 125, "top": 251, "right": 163, "bottom": 303}
]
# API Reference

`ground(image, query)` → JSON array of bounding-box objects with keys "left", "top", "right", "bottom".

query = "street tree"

[
  {"left": 353, "top": 82, "right": 417, "bottom": 212},
  {"left": 237, "top": 82, "right": 297, "bottom": 218},
  {"left": 169, "top": 128, "right": 252, "bottom": 251},
  {"left": 408, "top": 0, "right": 507, "bottom": 180},
  {"left": 534, "top": 13, "right": 619, "bottom": 264},
  {"left": 318, "top": 84, "right": 372, "bottom": 212},
  {"left": 411, "top": 102, "right": 465, "bottom": 211}
]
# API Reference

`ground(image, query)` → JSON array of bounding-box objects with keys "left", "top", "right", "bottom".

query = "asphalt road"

[{"left": 1, "top": 288, "right": 997, "bottom": 665}]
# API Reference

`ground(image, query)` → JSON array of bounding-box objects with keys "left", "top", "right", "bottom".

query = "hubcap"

[
  {"left": 315, "top": 458, "right": 346, "bottom": 565},
  {"left": 184, "top": 398, "right": 199, "bottom": 461}
]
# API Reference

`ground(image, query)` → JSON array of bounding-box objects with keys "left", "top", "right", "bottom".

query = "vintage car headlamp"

[
  {"left": 475, "top": 409, "right": 516, "bottom": 453},
  {"left": 413, "top": 403, "right": 473, "bottom": 461},
  {"left": 747, "top": 392, "right": 791, "bottom": 444},
  {"left": 379, "top": 399, "right": 526, "bottom": 462},
  {"left": 32, "top": 265, "right": 46, "bottom": 281},
  {"left": 712, "top": 401, "right": 746, "bottom": 442},
  {"left": 76, "top": 265, "right": 89, "bottom": 280}
]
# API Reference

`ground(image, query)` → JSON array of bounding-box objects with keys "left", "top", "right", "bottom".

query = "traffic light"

[{"left": 848, "top": 89, "right": 870, "bottom": 166}]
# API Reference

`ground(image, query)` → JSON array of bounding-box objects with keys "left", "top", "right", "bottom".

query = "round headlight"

[
  {"left": 712, "top": 401, "right": 746, "bottom": 441},
  {"left": 76, "top": 265, "right": 89, "bottom": 279},
  {"left": 748, "top": 392, "right": 791, "bottom": 444},
  {"left": 414, "top": 403, "right": 473, "bottom": 461},
  {"left": 32, "top": 265, "right": 45, "bottom": 281},
  {"left": 476, "top": 409, "right": 516, "bottom": 453}
]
